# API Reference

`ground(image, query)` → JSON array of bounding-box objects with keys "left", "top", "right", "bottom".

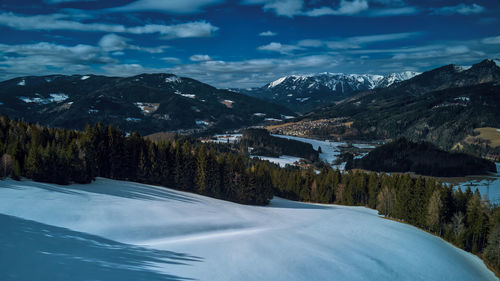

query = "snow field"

[{"left": 0, "top": 178, "right": 497, "bottom": 281}]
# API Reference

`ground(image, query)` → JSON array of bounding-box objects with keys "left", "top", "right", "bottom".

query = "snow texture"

[
  {"left": 165, "top": 76, "right": 181, "bottom": 83},
  {"left": 125, "top": 117, "right": 141, "bottom": 122},
  {"left": 174, "top": 90, "right": 195, "bottom": 99},
  {"left": 17, "top": 79, "right": 25, "bottom": 86},
  {"left": 18, "top": 93, "right": 68, "bottom": 104},
  {"left": 252, "top": 155, "right": 301, "bottom": 167},
  {"left": 0, "top": 178, "right": 497, "bottom": 281},
  {"left": 266, "top": 71, "right": 418, "bottom": 93}
]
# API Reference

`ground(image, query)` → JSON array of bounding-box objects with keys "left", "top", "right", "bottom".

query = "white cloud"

[
  {"left": 296, "top": 32, "right": 422, "bottom": 50},
  {"left": 258, "top": 42, "right": 303, "bottom": 54},
  {"left": 0, "top": 42, "right": 113, "bottom": 78},
  {"left": 0, "top": 12, "right": 219, "bottom": 38},
  {"left": 189, "top": 54, "right": 212, "bottom": 61},
  {"left": 481, "top": 35, "right": 500, "bottom": 45},
  {"left": 161, "top": 57, "right": 182, "bottom": 64},
  {"left": 109, "top": 0, "right": 224, "bottom": 14},
  {"left": 366, "top": 7, "right": 419, "bottom": 17},
  {"left": 392, "top": 46, "right": 470, "bottom": 59},
  {"left": 259, "top": 30, "right": 278, "bottom": 36},
  {"left": 245, "top": 0, "right": 416, "bottom": 17},
  {"left": 245, "top": 0, "right": 304, "bottom": 17},
  {"left": 98, "top": 34, "right": 169, "bottom": 53},
  {"left": 431, "top": 3, "right": 485, "bottom": 15},
  {"left": 44, "top": 0, "right": 95, "bottom": 3}
]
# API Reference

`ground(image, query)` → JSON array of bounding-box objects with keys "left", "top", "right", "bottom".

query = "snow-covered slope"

[
  {"left": 0, "top": 178, "right": 497, "bottom": 281},
  {"left": 375, "top": 71, "right": 421, "bottom": 88},
  {"left": 265, "top": 71, "right": 419, "bottom": 92}
]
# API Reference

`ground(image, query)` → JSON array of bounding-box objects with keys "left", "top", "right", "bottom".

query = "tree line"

[
  {"left": 269, "top": 165, "right": 500, "bottom": 273},
  {"left": 0, "top": 116, "right": 273, "bottom": 205},
  {"left": 240, "top": 128, "right": 319, "bottom": 162}
]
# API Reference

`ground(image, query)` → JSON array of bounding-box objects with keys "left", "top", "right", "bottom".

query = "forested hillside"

[
  {"left": 347, "top": 138, "right": 497, "bottom": 177},
  {"left": 1, "top": 115, "right": 500, "bottom": 274},
  {"left": 301, "top": 60, "right": 500, "bottom": 157},
  {"left": 240, "top": 128, "right": 319, "bottom": 162},
  {"left": 0, "top": 74, "right": 294, "bottom": 135}
]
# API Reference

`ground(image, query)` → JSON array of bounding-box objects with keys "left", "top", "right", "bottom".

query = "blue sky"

[{"left": 0, "top": 0, "right": 498, "bottom": 87}]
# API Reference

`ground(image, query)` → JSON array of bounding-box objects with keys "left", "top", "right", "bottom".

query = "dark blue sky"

[{"left": 0, "top": 0, "right": 498, "bottom": 87}]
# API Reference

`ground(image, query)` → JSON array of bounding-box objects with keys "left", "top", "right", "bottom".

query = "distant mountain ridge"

[
  {"left": 237, "top": 71, "right": 420, "bottom": 112},
  {"left": 0, "top": 73, "right": 294, "bottom": 135},
  {"left": 301, "top": 59, "right": 500, "bottom": 153}
]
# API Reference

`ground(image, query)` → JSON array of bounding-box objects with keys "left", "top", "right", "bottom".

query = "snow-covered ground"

[
  {"left": 273, "top": 135, "right": 350, "bottom": 169},
  {"left": 252, "top": 155, "right": 302, "bottom": 167},
  {"left": 0, "top": 178, "right": 497, "bottom": 281},
  {"left": 207, "top": 134, "right": 375, "bottom": 170},
  {"left": 456, "top": 163, "right": 500, "bottom": 204}
]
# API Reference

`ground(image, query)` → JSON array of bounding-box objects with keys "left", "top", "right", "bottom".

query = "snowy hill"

[
  {"left": 0, "top": 178, "right": 497, "bottom": 281},
  {"left": 239, "top": 71, "right": 419, "bottom": 112}
]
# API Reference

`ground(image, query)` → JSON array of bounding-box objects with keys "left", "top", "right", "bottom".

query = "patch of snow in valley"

[
  {"left": 210, "top": 134, "right": 242, "bottom": 144},
  {"left": 196, "top": 120, "right": 210, "bottom": 126},
  {"left": 134, "top": 102, "right": 159, "bottom": 114},
  {"left": 273, "top": 135, "right": 345, "bottom": 166},
  {"left": 174, "top": 90, "right": 195, "bottom": 99},
  {"left": 17, "top": 79, "right": 25, "bottom": 86},
  {"left": 81, "top": 75, "right": 90, "bottom": 80},
  {"left": 125, "top": 117, "right": 141, "bottom": 122},
  {"left": 49, "top": 93, "right": 69, "bottom": 102},
  {"left": 18, "top": 93, "right": 68, "bottom": 104},
  {"left": 252, "top": 155, "right": 302, "bottom": 167},
  {"left": 88, "top": 109, "right": 99, "bottom": 114},
  {"left": 296, "top": 97, "right": 310, "bottom": 102},
  {"left": 253, "top": 113, "right": 266, "bottom": 117},
  {"left": 456, "top": 163, "right": 500, "bottom": 205},
  {"left": 0, "top": 178, "right": 497, "bottom": 281}
]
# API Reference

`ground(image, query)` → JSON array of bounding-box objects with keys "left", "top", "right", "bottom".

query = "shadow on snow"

[
  {"left": 0, "top": 214, "right": 202, "bottom": 281},
  {"left": 5, "top": 178, "right": 200, "bottom": 204}
]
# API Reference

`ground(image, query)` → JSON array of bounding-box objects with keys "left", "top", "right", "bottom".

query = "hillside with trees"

[
  {"left": 347, "top": 138, "right": 497, "bottom": 177},
  {"left": 240, "top": 128, "right": 319, "bottom": 162},
  {"left": 300, "top": 60, "right": 500, "bottom": 158},
  {"left": 2, "top": 115, "right": 500, "bottom": 274}
]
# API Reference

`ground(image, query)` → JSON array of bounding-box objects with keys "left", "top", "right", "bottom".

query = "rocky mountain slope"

[
  {"left": 238, "top": 71, "right": 420, "bottom": 112},
  {"left": 303, "top": 59, "right": 500, "bottom": 151}
]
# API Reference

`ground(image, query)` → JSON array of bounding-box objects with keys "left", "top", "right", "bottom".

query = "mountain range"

[
  {"left": 0, "top": 73, "right": 294, "bottom": 135},
  {"left": 236, "top": 71, "right": 420, "bottom": 112},
  {"left": 301, "top": 59, "right": 500, "bottom": 155}
]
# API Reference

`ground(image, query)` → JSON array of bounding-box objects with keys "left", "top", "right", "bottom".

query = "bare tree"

[
  {"left": 377, "top": 186, "right": 394, "bottom": 217},
  {"left": 427, "top": 189, "right": 442, "bottom": 234},
  {"left": 0, "top": 154, "right": 13, "bottom": 178}
]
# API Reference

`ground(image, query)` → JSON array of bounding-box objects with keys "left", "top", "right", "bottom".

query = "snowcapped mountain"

[
  {"left": 375, "top": 71, "right": 421, "bottom": 88},
  {"left": 265, "top": 71, "right": 420, "bottom": 92},
  {"left": 240, "top": 71, "right": 420, "bottom": 112}
]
